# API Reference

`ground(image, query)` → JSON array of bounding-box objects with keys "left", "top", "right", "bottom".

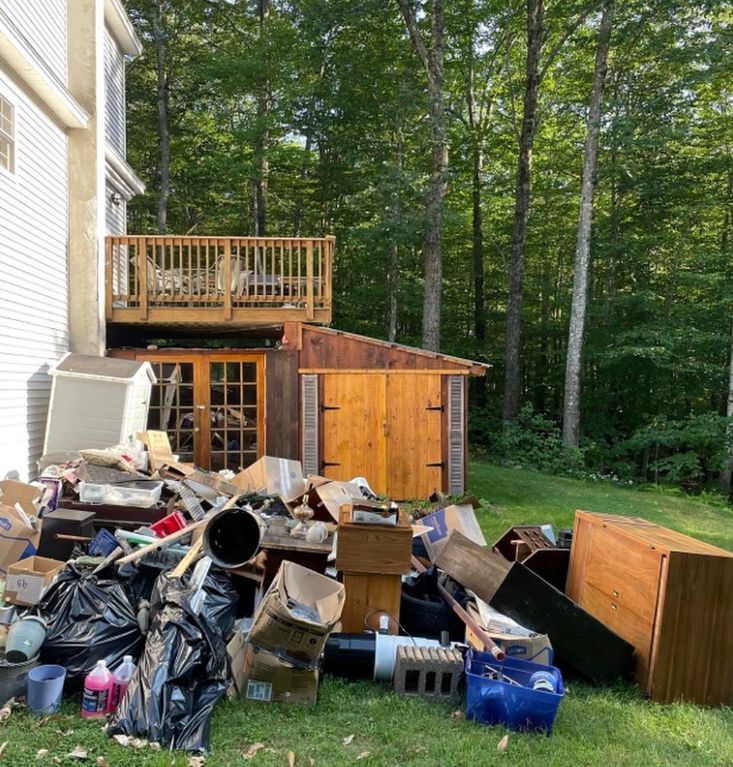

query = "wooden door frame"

[{"left": 109, "top": 349, "right": 266, "bottom": 469}]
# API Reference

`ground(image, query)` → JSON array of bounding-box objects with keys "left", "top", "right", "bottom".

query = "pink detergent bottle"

[
  {"left": 111, "top": 655, "right": 137, "bottom": 711},
  {"left": 81, "top": 660, "right": 114, "bottom": 718}
]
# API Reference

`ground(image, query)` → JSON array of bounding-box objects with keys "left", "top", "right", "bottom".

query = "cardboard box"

[
  {"left": 141, "top": 430, "right": 175, "bottom": 471},
  {"left": 4, "top": 555, "right": 65, "bottom": 606},
  {"left": 0, "top": 488, "right": 43, "bottom": 576},
  {"left": 249, "top": 561, "right": 345, "bottom": 668},
  {"left": 227, "top": 622, "right": 248, "bottom": 698},
  {"left": 420, "top": 497, "right": 486, "bottom": 561},
  {"left": 233, "top": 457, "right": 305, "bottom": 503},
  {"left": 242, "top": 644, "right": 318, "bottom": 705},
  {"left": 464, "top": 602, "right": 553, "bottom": 665},
  {"left": 0, "top": 480, "right": 42, "bottom": 520}
]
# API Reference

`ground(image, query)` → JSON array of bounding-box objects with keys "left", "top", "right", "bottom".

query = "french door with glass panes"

[{"left": 138, "top": 352, "right": 264, "bottom": 471}]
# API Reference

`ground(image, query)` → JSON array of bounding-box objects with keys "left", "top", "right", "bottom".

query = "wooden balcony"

[{"left": 105, "top": 235, "right": 334, "bottom": 326}]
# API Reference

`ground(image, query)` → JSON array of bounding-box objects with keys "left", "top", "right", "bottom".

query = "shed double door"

[
  {"left": 321, "top": 373, "right": 443, "bottom": 499},
  {"left": 113, "top": 351, "right": 265, "bottom": 471}
]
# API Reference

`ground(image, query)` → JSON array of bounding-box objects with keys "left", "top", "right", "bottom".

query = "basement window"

[{"left": 0, "top": 96, "right": 14, "bottom": 174}]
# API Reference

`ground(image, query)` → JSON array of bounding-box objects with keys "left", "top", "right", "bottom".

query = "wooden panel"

[
  {"left": 321, "top": 373, "right": 388, "bottom": 494},
  {"left": 336, "top": 516, "right": 413, "bottom": 576},
  {"left": 565, "top": 512, "right": 593, "bottom": 600},
  {"left": 340, "top": 573, "right": 402, "bottom": 634},
  {"left": 264, "top": 351, "right": 299, "bottom": 460},
  {"left": 651, "top": 552, "right": 733, "bottom": 705},
  {"left": 387, "top": 373, "right": 442, "bottom": 500}
]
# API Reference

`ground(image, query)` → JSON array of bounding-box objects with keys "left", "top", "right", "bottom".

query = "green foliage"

[{"left": 498, "top": 405, "right": 586, "bottom": 475}]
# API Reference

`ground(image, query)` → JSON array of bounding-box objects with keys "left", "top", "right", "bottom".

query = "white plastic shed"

[{"left": 43, "top": 354, "right": 156, "bottom": 455}]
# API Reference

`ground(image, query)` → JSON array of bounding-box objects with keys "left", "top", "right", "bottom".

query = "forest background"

[{"left": 123, "top": 0, "right": 733, "bottom": 497}]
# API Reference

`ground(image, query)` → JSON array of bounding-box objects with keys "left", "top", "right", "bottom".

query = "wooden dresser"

[{"left": 566, "top": 511, "right": 733, "bottom": 705}]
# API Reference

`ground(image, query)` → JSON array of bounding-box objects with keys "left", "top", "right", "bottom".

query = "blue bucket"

[{"left": 464, "top": 650, "right": 564, "bottom": 733}]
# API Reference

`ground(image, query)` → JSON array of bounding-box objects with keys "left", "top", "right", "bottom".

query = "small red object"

[{"left": 150, "top": 510, "right": 187, "bottom": 538}]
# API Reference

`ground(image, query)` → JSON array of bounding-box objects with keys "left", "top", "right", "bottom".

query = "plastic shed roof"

[{"left": 50, "top": 353, "right": 156, "bottom": 384}]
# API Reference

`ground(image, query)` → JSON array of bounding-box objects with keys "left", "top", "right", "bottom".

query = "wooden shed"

[{"left": 110, "top": 322, "right": 486, "bottom": 500}]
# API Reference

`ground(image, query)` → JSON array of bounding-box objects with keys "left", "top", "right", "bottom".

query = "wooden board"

[
  {"left": 387, "top": 374, "right": 442, "bottom": 501},
  {"left": 336, "top": 514, "right": 413, "bottom": 576},
  {"left": 321, "top": 373, "right": 388, "bottom": 494},
  {"left": 265, "top": 350, "right": 299, "bottom": 459},
  {"left": 340, "top": 572, "right": 402, "bottom": 634},
  {"left": 436, "top": 531, "right": 634, "bottom": 683}
]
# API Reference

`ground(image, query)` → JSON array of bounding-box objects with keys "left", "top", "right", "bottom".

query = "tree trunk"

[
  {"left": 387, "top": 130, "right": 404, "bottom": 343},
  {"left": 253, "top": 0, "right": 271, "bottom": 236},
  {"left": 562, "top": 0, "right": 615, "bottom": 446},
  {"left": 152, "top": 4, "right": 170, "bottom": 235},
  {"left": 397, "top": 0, "right": 448, "bottom": 352},
  {"left": 502, "top": 0, "right": 544, "bottom": 421},
  {"left": 722, "top": 315, "right": 733, "bottom": 495}
]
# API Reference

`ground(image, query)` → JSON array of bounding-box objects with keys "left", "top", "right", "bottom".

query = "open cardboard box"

[
  {"left": 0, "top": 481, "right": 44, "bottom": 575},
  {"left": 4, "top": 555, "right": 65, "bottom": 606},
  {"left": 233, "top": 457, "right": 306, "bottom": 503},
  {"left": 242, "top": 644, "right": 318, "bottom": 705},
  {"left": 420, "top": 496, "right": 486, "bottom": 561},
  {"left": 248, "top": 561, "right": 345, "bottom": 668}
]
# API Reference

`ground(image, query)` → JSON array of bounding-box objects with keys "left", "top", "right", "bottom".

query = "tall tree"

[
  {"left": 562, "top": 0, "right": 615, "bottom": 446},
  {"left": 151, "top": 1, "right": 170, "bottom": 234},
  {"left": 253, "top": 0, "right": 271, "bottom": 235},
  {"left": 502, "top": 0, "right": 544, "bottom": 421},
  {"left": 397, "top": 0, "right": 448, "bottom": 352}
]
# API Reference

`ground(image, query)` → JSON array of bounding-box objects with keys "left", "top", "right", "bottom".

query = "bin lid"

[{"left": 49, "top": 354, "right": 156, "bottom": 384}]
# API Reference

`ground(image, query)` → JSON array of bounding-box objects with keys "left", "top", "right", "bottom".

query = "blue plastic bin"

[{"left": 464, "top": 650, "right": 564, "bottom": 733}]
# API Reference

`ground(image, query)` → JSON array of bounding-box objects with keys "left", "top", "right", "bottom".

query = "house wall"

[
  {"left": 105, "top": 184, "right": 127, "bottom": 234},
  {"left": 0, "top": 0, "right": 68, "bottom": 84},
  {"left": 103, "top": 25, "right": 125, "bottom": 155},
  {"left": 0, "top": 68, "right": 69, "bottom": 480}
]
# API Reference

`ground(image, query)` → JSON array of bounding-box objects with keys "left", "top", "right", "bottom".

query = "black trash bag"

[
  {"left": 108, "top": 572, "right": 233, "bottom": 753},
  {"left": 150, "top": 567, "right": 237, "bottom": 639},
  {"left": 38, "top": 563, "right": 147, "bottom": 686}
]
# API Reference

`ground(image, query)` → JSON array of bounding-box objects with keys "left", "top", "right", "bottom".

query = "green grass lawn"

[{"left": 3, "top": 462, "right": 733, "bottom": 767}]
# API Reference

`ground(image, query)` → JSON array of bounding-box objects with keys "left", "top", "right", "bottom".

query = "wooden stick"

[
  {"left": 171, "top": 537, "right": 204, "bottom": 578},
  {"left": 115, "top": 519, "right": 207, "bottom": 566},
  {"left": 436, "top": 578, "right": 505, "bottom": 661}
]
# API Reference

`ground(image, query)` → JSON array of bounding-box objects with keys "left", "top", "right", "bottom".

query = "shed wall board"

[
  {"left": 264, "top": 351, "right": 299, "bottom": 460},
  {"left": 0, "top": 67, "right": 69, "bottom": 480}
]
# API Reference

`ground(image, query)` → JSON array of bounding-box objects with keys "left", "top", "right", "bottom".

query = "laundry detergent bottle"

[
  {"left": 111, "top": 655, "right": 137, "bottom": 710},
  {"left": 81, "top": 660, "right": 114, "bottom": 718}
]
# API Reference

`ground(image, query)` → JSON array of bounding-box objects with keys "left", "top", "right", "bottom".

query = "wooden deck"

[{"left": 106, "top": 235, "right": 334, "bottom": 326}]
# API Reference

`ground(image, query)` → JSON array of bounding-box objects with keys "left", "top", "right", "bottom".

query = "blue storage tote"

[{"left": 464, "top": 650, "right": 564, "bottom": 733}]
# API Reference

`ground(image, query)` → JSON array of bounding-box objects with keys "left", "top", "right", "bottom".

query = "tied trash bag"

[
  {"left": 108, "top": 570, "right": 235, "bottom": 753},
  {"left": 38, "top": 564, "right": 147, "bottom": 685}
]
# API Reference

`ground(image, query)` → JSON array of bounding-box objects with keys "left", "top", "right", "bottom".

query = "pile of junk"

[{"left": 0, "top": 354, "right": 729, "bottom": 753}]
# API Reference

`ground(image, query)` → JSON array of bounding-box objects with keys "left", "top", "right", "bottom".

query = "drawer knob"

[
  {"left": 611, "top": 602, "right": 618, "bottom": 611},
  {"left": 612, "top": 590, "right": 619, "bottom": 598}
]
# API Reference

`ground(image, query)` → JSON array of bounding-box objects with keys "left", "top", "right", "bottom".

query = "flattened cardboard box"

[
  {"left": 5, "top": 555, "right": 65, "bottom": 606},
  {"left": 242, "top": 644, "right": 318, "bottom": 705},
  {"left": 420, "top": 497, "right": 486, "bottom": 561},
  {"left": 249, "top": 561, "right": 345, "bottom": 668}
]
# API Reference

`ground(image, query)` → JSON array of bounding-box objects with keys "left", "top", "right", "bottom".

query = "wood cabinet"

[{"left": 566, "top": 511, "right": 733, "bottom": 705}]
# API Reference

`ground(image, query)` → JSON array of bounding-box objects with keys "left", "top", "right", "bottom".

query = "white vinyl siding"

[
  {"left": 105, "top": 183, "right": 126, "bottom": 234},
  {"left": 0, "top": 69, "right": 69, "bottom": 480},
  {"left": 0, "top": 0, "right": 68, "bottom": 85},
  {"left": 104, "top": 26, "right": 126, "bottom": 155}
]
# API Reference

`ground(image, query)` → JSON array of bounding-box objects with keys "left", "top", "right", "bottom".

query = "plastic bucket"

[
  {"left": 203, "top": 506, "right": 263, "bottom": 569},
  {"left": 0, "top": 653, "right": 40, "bottom": 705},
  {"left": 6, "top": 617, "right": 47, "bottom": 663},
  {"left": 464, "top": 650, "right": 564, "bottom": 733},
  {"left": 27, "top": 664, "right": 66, "bottom": 714},
  {"left": 0, "top": 606, "right": 15, "bottom": 626}
]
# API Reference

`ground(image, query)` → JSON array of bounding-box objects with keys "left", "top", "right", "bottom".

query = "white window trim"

[{"left": 0, "top": 92, "right": 16, "bottom": 179}]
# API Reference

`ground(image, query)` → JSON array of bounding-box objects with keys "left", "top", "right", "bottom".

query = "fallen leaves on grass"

[
  {"left": 36, "top": 749, "right": 49, "bottom": 759},
  {"left": 36, "top": 715, "right": 62, "bottom": 729},
  {"left": 67, "top": 746, "right": 88, "bottom": 759},
  {"left": 356, "top": 752, "right": 370, "bottom": 760},
  {"left": 341, "top": 735, "right": 354, "bottom": 746},
  {"left": 96, "top": 758, "right": 111, "bottom": 767},
  {"left": 0, "top": 742, "right": 7, "bottom": 760},
  {"left": 497, "top": 734, "right": 509, "bottom": 753},
  {"left": 187, "top": 757, "right": 205, "bottom": 767},
  {"left": 287, "top": 751, "right": 295, "bottom": 767},
  {"left": 243, "top": 743, "right": 266, "bottom": 760},
  {"left": 54, "top": 729, "right": 74, "bottom": 738},
  {"left": 450, "top": 710, "right": 465, "bottom": 721},
  {"left": 0, "top": 699, "right": 15, "bottom": 723},
  {"left": 307, "top": 758, "right": 314, "bottom": 766}
]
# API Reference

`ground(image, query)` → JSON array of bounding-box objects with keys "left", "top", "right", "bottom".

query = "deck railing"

[{"left": 106, "top": 235, "right": 334, "bottom": 325}]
